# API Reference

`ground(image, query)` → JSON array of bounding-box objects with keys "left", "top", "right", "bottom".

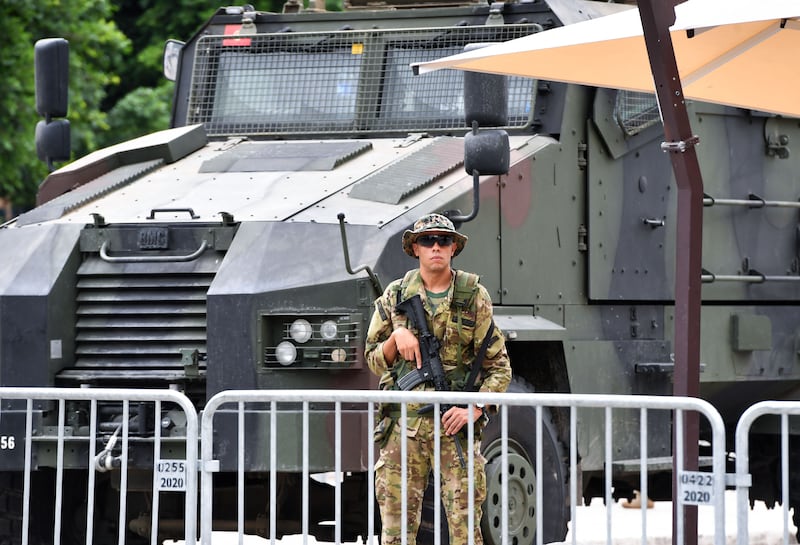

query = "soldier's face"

[{"left": 413, "top": 232, "right": 456, "bottom": 273}]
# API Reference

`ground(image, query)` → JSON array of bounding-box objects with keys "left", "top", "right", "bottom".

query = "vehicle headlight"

[
  {"left": 289, "top": 319, "right": 313, "bottom": 343},
  {"left": 320, "top": 320, "right": 338, "bottom": 341},
  {"left": 330, "top": 348, "right": 347, "bottom": 362},
  {"left": 275, "top": 341, "right": 297, "bottom": 366},
  {"left": 261, "top": 313, "right": 359, "bottom": 367}
]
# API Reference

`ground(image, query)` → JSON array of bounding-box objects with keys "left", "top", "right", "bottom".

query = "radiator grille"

[
  {"left": 62, "top": 270, "right": 214, "bottom": 383},
  {"left": 188, "top": 25, "right": 539, "bottom": 136}
]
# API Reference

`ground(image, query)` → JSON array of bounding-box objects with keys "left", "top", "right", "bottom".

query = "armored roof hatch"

[{"left": 199, "top": 141, "right": 372, "bottom": 172}]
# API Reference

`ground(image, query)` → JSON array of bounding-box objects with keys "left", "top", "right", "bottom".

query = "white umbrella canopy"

[{"left": 414, "top": 0, "right": 800, "bottom": 118}]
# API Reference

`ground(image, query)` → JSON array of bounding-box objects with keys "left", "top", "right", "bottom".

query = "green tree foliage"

[
  {"left": 98, "top": 0, "right": 219, "bottom": 150},
  {"left": 0, "top": 0, "right": 129, "bottom": 208},
  {"left": 2, "top": 0, "right": 312, "bottom": 210},
  {"left": 113, "top": 0, "right": 218, "bottom": 97},
  {"left": 104, "top": 83, "right": 175, "bottom": 144}
]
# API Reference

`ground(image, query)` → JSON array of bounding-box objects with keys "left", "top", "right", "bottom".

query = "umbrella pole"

[{"left": 637, "top": 2, "right": 703, "bottom": 545}]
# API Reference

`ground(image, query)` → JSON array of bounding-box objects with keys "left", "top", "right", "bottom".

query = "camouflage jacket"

[{"left": 365, "top": 268, "right": 511, "bottom": 431}]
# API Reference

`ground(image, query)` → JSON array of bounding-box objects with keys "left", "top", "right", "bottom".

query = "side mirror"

[
  {"left": 449, "top": 44, "right": 511, "bottom": 225},
  {"left": 163, "top": 39, "right": 184, "bottom": 82},
  {"left": 464, "top": 129, "right": 509, "bottom": 176},
  {"left": 463, "top": 43, "right": 508, "bottom": 128},
  {"left": 449, "top": 126, "right": 509, "bottom": 225},
  {"left": 34, "top": 38, "right": 69, "bottom": 119},
  {"left": 34, "top": 38, "right": 71, "bottom": 170},
  {"left": 463, "top": 42, "right": 510, "bottom": 176},
  {"left": 35, "top": 120, "right": 71, "bottom": 163}
]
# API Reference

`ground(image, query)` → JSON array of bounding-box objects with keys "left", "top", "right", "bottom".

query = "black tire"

[{"left": 480, "top": 377, "right": 569, "bottom": 545}]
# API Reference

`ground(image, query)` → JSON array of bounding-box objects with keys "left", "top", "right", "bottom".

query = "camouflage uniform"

[{"left": 366, "top": 265, "right": 511, "bottom": 545}]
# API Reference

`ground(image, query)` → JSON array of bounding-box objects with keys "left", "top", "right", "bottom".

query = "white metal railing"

[
  {"left": 0, "top": 386, "right": 734, "bottom": 545},
  {"left": 0, "top": 387, "right": 198, "bottom": 545},
  {"left": 199, "top": 389, "right": 727, "bottom": 545},
  {"left": 735, "top": 400, "right": 800, "bottom": 545}
]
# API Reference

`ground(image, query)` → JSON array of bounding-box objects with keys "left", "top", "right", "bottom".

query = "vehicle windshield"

[
  {"left": 188, "top": 26, "right": 538, "bottom": 137},
  {"left": 212, "top": 50, "right": 360, "bottom": 127}
]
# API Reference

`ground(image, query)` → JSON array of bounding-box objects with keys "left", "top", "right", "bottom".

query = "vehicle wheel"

[{"left": 480, "top": 376, "right": 569, "bottom": 545}]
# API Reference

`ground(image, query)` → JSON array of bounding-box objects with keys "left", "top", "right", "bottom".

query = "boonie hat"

[{"left": 402, "top": 213, "right": 468, "bottom": 258}]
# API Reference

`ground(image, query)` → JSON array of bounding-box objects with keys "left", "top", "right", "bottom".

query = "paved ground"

[
  {"left": 562, "top": 491, "right": 797, "bottom": 545},
  {"left": 185, "top": 491, "right": 796, "bottom": 545}
]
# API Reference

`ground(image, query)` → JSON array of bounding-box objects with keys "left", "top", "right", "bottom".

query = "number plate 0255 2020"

[{"left": 156, "top": 460, "right": 187, "bottom": 491}]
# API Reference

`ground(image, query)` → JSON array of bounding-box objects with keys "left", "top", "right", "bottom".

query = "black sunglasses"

[{"left": 416, "top": 234, "right": 454, "bottom": 248}]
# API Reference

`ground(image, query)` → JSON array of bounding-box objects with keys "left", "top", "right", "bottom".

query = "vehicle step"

[{"left": 612, "top": 456, "right": 714, "bottom": 473}]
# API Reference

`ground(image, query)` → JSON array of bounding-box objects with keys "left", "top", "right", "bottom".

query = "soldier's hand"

[
  {"left": 391, "top": 327, "right": 422, "bottom": 368},
  {"left": 442, "top": 405, "right": 483, "bottom": 436}
]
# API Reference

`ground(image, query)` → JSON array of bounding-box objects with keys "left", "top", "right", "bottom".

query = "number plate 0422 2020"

[{"left": 678, "top": 470, "right": 715, "bottom": 505}]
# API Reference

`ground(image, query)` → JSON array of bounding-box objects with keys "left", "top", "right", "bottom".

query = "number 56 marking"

[{"left": 0, "top": 436, "right": 16, "bottom": 450}]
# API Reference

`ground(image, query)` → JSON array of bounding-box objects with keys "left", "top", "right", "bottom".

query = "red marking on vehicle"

[{"left": 222, "top": 25, "right": 252, "bottom": 47}]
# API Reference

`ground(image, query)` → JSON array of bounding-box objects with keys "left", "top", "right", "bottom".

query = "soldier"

[{"left": 365, "top": 213, "right": 511, "bottom": 545}]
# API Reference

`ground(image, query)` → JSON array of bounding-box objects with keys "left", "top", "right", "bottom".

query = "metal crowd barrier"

[
  {"left": 0, "top": 387, "right": 198, "bottom": 545},
  {"left": 199, "top": 389, "right": 727, "bottom": 545},
  {"left": 735, "top": 400, "right": 800, "bottom": 545},
  {"left": 0, "top": 386, "right": 733, "bottom": 545}
]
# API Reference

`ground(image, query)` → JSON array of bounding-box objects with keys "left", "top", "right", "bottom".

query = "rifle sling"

[{"left": 463, "top": 321, "right": 495, "bottom": 392}]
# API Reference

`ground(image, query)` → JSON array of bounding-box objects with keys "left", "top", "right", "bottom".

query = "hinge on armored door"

[
  {"left": 181, "top": 348, "right": 200, "bottom": 378},
  {"left": 793, "top": 226, "right": 800, "bottom": 273},
  {"left": 577, "top": 142, "right": 587, "bottom": 170},
  {"left": 766, "top": 133, "right": 790, "bottom": 158},
  {"left": 485, "top": 2, "right": 505, "bottom": 25},
  {"left": 765, "top": 118, "right": 790, "bottom": 159},
  {"left": 578, "top": 224, "right": 588, "bottom": 252}
]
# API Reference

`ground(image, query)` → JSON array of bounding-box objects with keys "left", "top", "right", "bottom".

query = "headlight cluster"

[
  {"left": 264, "top": 316, "right": 358, "bottom": 368},
  {"left": 288, "top": 319, "right": 340, "bottom": 343}
]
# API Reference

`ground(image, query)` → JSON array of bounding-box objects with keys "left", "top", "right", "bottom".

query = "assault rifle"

[{"left": 395, "top": 294, "right": 466, "bottom": 467}]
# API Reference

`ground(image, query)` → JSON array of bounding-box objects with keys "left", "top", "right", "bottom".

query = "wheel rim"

[{"left": 482, "top": 441, "right": 537, "bottom": 545}]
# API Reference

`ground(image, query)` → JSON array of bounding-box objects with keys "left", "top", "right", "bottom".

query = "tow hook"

[{"left": 94, "top": 425, "right": 123, "bottom": 471}]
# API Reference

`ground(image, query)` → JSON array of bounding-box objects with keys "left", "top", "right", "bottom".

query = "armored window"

[
  {"left": 188, "top": 25, "right": 540, "bottom": 137},
  {"left": 378, "top": 45, "right": 534, "bottom": 131},
  {"left": 201, "top": 48, "right": 361, "bottom": 134},
  {"left": 614, "top": 90, "right": 661, "bottom": 136}
]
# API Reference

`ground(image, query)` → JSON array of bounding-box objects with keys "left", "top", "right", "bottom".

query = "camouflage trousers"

[{"left": 374, "top": 415, "right": 486, "bottom": 545}]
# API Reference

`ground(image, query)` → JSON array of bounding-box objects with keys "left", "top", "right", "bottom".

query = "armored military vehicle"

[{"left": 8, "top": 0, "right": 800, "bottom": 543}]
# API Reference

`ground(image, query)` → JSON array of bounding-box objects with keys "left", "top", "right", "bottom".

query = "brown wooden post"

[{"left": 636, "top": 1, "right": 703, "bottom": 544}]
